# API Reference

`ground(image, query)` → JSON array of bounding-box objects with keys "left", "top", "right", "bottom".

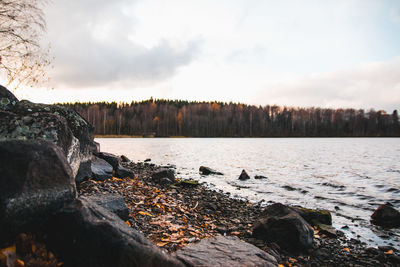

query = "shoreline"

[
  {"left": 78, "top": 160, "right": 399, "bottom": 266},
  {"left": 95, "top": 135, "right": 400, "bottom": 138}
]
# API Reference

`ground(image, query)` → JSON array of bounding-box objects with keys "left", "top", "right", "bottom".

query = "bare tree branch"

[{"left": 0, "top": 0, "right": 51, "bottom": 89}]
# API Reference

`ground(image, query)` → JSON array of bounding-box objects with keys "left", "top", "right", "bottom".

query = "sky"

[{"left": 11, "top": 0, "right": 400, "bottom": 111}]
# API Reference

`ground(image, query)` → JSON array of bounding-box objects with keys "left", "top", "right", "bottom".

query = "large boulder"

[
  {"left": 252, "top": 203, "right": 314, "bottom": 252},
  {"left": 0, "top": 85, "right": 18, "bottom": 111},
  {"left": 87, "top": 193, "right": 129, "bottom": 220},
  {"left": 44, "top": 197, "right": 184, "bottom": 267},
  {"left": 174, "top": 236, "right": 277, "bottom": 267},
  {"left": 0, "top": 139, "right": 77, "bottom": 245},
  {"left": 371, "top": 203, "right": 400, "bottom": 228},
  {"left": 0, "top": 86, "right": 95, "bottom": 179}
]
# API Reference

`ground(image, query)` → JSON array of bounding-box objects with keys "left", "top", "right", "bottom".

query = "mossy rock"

[
  {"left": 175, "top": 179, "right": 199, "bottom": 186},
  {"left": 291, "top": 206, "right": 332, "bottom": 226}
]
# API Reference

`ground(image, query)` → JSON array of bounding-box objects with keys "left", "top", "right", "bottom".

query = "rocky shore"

[{"left": 1, "top": 85, "right": 400, "bottom": 267}]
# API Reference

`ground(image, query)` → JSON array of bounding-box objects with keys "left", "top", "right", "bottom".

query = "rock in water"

[
  {"left": 91, "top": 156, "right": 113, "bottom": 181},
  {"left": 371, "top": 203, "right": 400, "bottom": 228},
  {"left": 0, "top": 139, "right": 77, "bottom": 245},
  {"left": 238, "top": 169, "right": 250, "bottom": 180},
  {"left": 44, "top": 198, "right": 184, "bottom": 267},
  {"left": 174, "top": 236, "right": 277, "bottom": 267},
  {"left": 199, "top": 166, "right": 223, "bottom": 175},
  {"left": 87, "top": 193, "right": 129, "bottom": 220},
  {"left": 252, "top": 203, "right": 314, "bottom": 252}
]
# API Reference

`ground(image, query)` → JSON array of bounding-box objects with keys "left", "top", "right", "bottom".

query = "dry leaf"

[
  {"left": 156, "top": 242, "right": 169, "bottom": 247},
  {"left": 230, "top": 231, "right": 240, "bottom": 235},
  {"left": 343, "top": 247, "right": 350, "bottom": 252},
  {"left": 278, "top": 264, "right": 285, "bottom": 267},
  {"left": 138, "top": 211, "right": 152, "bottom": 216},
  {"left": 125, "top": 220, "right": 131, "bottom": 227},
  {"left": 15, "top": 259, "right": 25, "bottom": 267},
  {"left": 384, "top": 250, "right": 393, "bottom": 255}
]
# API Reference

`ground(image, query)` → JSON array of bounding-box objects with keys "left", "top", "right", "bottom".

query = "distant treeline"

[{"left": 59, "top": 99, "right": 400, "bottom": 137}]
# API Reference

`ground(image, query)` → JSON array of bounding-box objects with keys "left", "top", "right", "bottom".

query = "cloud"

[
  {"left": 44, "top": 0, "right": 201, "bottom": 89},
  {"left": 252, "top": 57, "right": 400, "bottom": 112}
]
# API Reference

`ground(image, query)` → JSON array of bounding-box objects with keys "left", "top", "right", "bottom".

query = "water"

[{"left": 96, "top": 137, "right": 400, "bottom": 248}]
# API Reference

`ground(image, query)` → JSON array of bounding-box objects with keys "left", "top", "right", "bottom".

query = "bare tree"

[{"left": 0, "top": 0, "right": 50, "bottom": 89}]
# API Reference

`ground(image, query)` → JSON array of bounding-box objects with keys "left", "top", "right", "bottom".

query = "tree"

[{"left": 0, "top": 0, "right": 50, "bottom": 89}]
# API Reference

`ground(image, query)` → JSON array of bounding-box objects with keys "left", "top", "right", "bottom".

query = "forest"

[{"left": 60, "top": 99, "right": 400, "bottom": 137}]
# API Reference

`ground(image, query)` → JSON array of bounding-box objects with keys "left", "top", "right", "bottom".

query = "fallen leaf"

[
  {"left": 125, "top": 220, "right": 131, "bottom": 227},
  {"left": 384, "top": 250, "right": 393, "bottom": 255},
  {"left": 156, "top": 242, "right": 169, "bottom": 247},
  {"left": 278, "top": 264, "right": 285, "bottom": 267},
  {"left": 230, "top": 231, "right": 241, "bottom": 235},
  {"left": 138, "top": 211, "right": 152, "bottom": 216},
  {"left": 15, "top": 259, "right": 25, "bottom": 267},
  {"left": 343, "top": 247, "right": 350, "bottom": 252}
]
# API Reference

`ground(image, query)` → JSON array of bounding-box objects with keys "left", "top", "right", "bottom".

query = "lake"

[{"left": 96, "top": 137, "right": 400, "bottom": 248}]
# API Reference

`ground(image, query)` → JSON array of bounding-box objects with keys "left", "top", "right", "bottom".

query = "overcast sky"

[{"left": 14, "top": 0, "right": 400, "bottom": 111}]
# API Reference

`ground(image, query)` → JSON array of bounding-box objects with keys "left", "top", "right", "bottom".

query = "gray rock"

[
  {"left": 255, "top": 175, "right": 268, "bottom": 179},
  {"left": 0, "top": 86, "right": 95, "bottom": 180},
  {"left": 44, "top": 197, "right": 184, "bottom": 267},
  {"left": 371, "top": 203, "right": 400, "bottom": 228},
  {"left": 152, "top": 168, "right": 176, "bottom": 183},
  {"left": 75, "top": 159, "right": 92, "bottom": 183},
  {"left": 174, "top": 236, "right": 277, "bottom": 267},
  {"left": 116, "top": 165, "right": 135, "bottom": 179},
  {"left": 91, "top": 156, "right": 113, "bottom": 181},
  {"left": 0, "top": 139, "right": 77, "bottom": 245},
  {"left": 252, "top": 203, "right": 314, "bottom": 252},
  {"left": 87, "top": 193, "right": 129, "bottom": 220},
  {"left": 96, "top": 151, "right": 120, "bottom": 169},
  {"left": 238, "top": 169, "right": 250, "bottom": 180},
  {"left": 199, "top": 166, "right": 223, "bottom": 175},
  {"left": 0, "top": 85, "right": 18, "bottom": 111}
]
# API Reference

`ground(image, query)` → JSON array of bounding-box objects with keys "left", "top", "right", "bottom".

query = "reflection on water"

[{"left": 97, "top": 137, "right": 400, "bottom": 247}]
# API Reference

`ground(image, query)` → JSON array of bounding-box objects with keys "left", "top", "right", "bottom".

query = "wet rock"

[
  {"left": 91, "top": 156, "right": 113, "bottom": 181},
  {"left": 87, "top": 193, "right": 129, "bottom": 220},
  {"left": 318, "top": 224, "right": 337, "bottom": 238},
  {"left": 252, "top": 203, "right": 314, "bottom": 252},
  {"left": 120, "top": 155, "right": 131, "bottom": 162},
  {"left": 255, "top": 175, "right": 268, "bottom": 179},
  {"left": 0, "top": 139, "right": 76, "bottom": 245},
  {"left": 199, "top": 166, "right": 223, "bottom": 175},
  {"left": 44, "top": 197, "right": 184, "bottom": 267},
  {"left": 174, "top": 236, "right": 277, "bottom": 267},
  {"left": 238, "top": 169, "right": 250, "bottom": 180},
  {"left": 371, "top": 203, "right": 400, "bottom": 228},
  {"left": 116, "top": 165, "right": 135, "bottom": 178},
  {"left": 291, "top": 206, "right": 332, "bottom": 226},
  {"left": 152, "top": 168, "right": 176, "bottom": 183},
  {"left": 96, "top": 151, "right": 120, "bottom": 170},
  {"left": 0, "top": 85, "right": 18, "bottom": 111}
]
